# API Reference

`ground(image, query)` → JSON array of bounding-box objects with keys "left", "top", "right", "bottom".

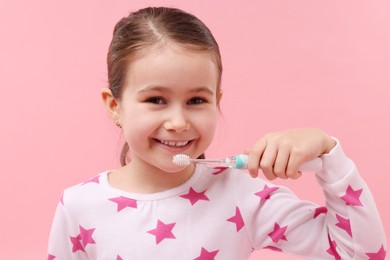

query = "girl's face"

[{"left": 118, "top": 44, "right": 220, "bottom": 173}]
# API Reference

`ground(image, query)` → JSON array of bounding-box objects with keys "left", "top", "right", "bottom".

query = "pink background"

[{"left": 1, "top": 0, "right": 389, "bottom": 259}]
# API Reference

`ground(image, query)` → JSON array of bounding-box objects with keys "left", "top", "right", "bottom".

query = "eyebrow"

[{"left": 138, "top": 86, "right": 215, "bottom": 96}]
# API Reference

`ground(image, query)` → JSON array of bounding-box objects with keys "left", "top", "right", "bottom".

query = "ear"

[
  {"left": 101, "top": 87, "right": 121, "bottom": 122},
  {"left": 217, "top": 89, "right": 223, "bottom": 104}
]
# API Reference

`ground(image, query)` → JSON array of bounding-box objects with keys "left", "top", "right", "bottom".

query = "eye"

[
  {"left": 187, "top": 97, "right": 207, "bottom": 105},
  {"left": 145, "top": 97, "right": 166, "bottom": 104}
]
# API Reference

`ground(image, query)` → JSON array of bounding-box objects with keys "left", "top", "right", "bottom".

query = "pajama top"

[{"left": 47, "top": 141, "right": 387, "bottom": 259}]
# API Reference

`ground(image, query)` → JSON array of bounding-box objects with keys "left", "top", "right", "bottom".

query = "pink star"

[
  {"left": 147, "top": 220, "right": 176, "bottom": 244},
  {"left": 180, "top": 187, "right": 209, "bottom": 205},
  {"left": 341, "top": 185, "right": 363, "bottom": 206},
  {"left": 212, "top": 166, "right": 229, "bottom": 175},
  {"left": 335, "top": 214, "right": 352, "bottom": 237},
  {"left": 116, "top": 255, "right": 123, "bottom": 260},
  {"left": 268, "top": 223, "right": 288, "bottom": 243},
  {"left": 313, "top": 206, "right": 327, "bottom": 218},
  {"left": 366, "top": 245, "right": 386, "bottom": 259},
  {"left": 47, "top": 254, "right": 56, "bottom": 260},
  {"left": 79, "top": 225, "right": 96, "bottom": 247},
  {"left": 227, "top": 206, "right": 245, "bottom": 232},
  {"left": 193, "top": 247, "right": 219, "bottom": 260},
  {"left": 327, "top": 234, "right": 341, "bottom": 260},
  {"left": 109, "top": 196, "right": 137, "bottom": 212},
  {"left": 263, "top": 245, "right": 283, "bottom": 252},
  {"left": 70, "top": 235, "right": 85, "bottom": 252},
  {"left": 255, "top": 185, "right": 279, "bottom": 204},
  {"left": 82, "top": 175, "right": 100, "bottom": 185}
]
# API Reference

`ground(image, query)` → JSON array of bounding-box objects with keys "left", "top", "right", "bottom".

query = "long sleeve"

[
  {"left": 315, "top": 141, "right": 386, "bottom": 258},
  {"left": 47, "top": 195, "right": 89, "bottom": 260},
  {"left": 235, "top": 141, "right": 387, "bottom": 259}
]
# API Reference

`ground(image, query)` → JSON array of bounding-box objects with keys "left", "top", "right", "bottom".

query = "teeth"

[{"left": 160, "top": 140, "right": 189, "bottom": 147}]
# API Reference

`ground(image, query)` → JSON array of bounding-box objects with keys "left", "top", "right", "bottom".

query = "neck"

[{"left": 109, "top": 159, "right": 195, "bottom": 194}]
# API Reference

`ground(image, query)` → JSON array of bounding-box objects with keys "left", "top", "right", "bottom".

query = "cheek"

[
  {"left": 195, "top": 111, "right": 218, "bottom": 142},
  {"left": 122, "top": 113, "right": 159, "bottom": 145}
]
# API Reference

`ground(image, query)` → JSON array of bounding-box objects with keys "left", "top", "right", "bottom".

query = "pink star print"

[
  {"left": 79, "top": 225, "right": 96, "bottom": 247},
  {"left": 180, "top": 187, "right": 209, "bottom": 205},
  {"left": 263, "top": 245, "right": 283, "bottom": 252},
  {"left": 47, "top": 254, "right": 56, "bottom": 260},
  {"left": 268, "top": 223, "right": 288, "bottom": 243},
  {"left": 335, "top": 214, "right": 352, "bottom": 237},
  {"left": 212, "top": 166, "right": 229, "bottom": 175},
  {"left": 227, "top": 206, "right": 245, "bottom": 232},
  {"left": 69, "top": 225, "right": 96, "bottom": 252},
  {"left": 70, "top": 235, "right": 85, "bottom": 252},
  {"left": 116, "top": 255, "right": 123, "bottom": 260},
  {"left": 109, "top": 196, "right": 137, "bottom": 212},
  {"left": 366, "top": 245, "right": 386, "bottom": 259},
  {"left": 193, "top": 247, "right": 219, "bottom": 260},
  {"left": 327, "top": 234, "right": 341, "bottom": 260},
  {"left": 147, "top": 220, "right": 176, "bottom": 244},
  {"left": 255, "top": 185, "right": 279, "bottom": 204},
  {"left": 341, "top": 185, "right": 363, "bottom": 206},
  {"left": 313, "top": 206, "right": 327, "bottom": 218},
  {"left": 82, "top": 175, "right": 100, "bottom": 185}
]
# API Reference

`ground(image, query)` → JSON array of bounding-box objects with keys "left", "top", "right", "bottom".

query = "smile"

[{"left": 158, "top": 140, "right": 190, "bottom": 147}]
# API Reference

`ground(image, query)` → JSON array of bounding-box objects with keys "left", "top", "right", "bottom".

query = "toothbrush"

[{"left": 172, "top": 154, "right": 322, "bottom": 172}]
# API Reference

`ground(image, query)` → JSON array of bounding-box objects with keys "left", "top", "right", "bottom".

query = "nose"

[{"left": 163, "top": 108, "right": 190, "bottom": 133}]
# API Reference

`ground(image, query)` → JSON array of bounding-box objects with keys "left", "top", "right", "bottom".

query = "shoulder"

[{"left": 60, "top": 171, "right": 109, "bottom": 210}]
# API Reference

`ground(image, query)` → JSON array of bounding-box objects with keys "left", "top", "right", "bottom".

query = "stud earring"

[{"left": 115, "top": 121, "right": 122, "bottom": 128}]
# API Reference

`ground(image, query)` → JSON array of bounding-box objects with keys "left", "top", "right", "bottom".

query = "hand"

[{"left": 246, "top": 128, "right": 336, "bottom": 180}]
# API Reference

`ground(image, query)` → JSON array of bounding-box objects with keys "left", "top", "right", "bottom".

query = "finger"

[
  {"left": 273, "top": 148, "right": 290, "bottom": 179},
  {"left": 247, "top": 138, "right": 266, "bottom": 178},
  {"left": 286, "top": 153, "right": 304, "bottom": 179},
  {"left": 290, "top": 171, "right": 303, "bottom": 180},
  {"left": 258, "top": 142, "right": 278, "bottom": 180},
  {"left": 243, "top": 148, "right": 251, "bottom": 155}
]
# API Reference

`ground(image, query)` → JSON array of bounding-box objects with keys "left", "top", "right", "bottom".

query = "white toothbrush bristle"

[{"left": 172, "top": 154, "right": 191, "bottom": 166}]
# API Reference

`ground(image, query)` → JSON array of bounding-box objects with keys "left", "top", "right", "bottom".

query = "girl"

[{"left": 48, "top": 7, "right": 386, "bottom": 259}]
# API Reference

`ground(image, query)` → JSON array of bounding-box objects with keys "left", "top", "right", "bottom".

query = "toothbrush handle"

[
  {"left": 299, "top": 157, "right": 323, "bottom": 172},
  {"left": 234, "top": 154, "right": 322, "bottom": 172}
]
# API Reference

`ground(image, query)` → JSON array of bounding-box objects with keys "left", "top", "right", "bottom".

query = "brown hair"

[{"left": 107, "top": 7, "right": 222, "bottom": 166}]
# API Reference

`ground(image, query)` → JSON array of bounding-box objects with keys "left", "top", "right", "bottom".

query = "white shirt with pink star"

[{"left": 48, "top": 142, "right": 387, "bottom": 260}]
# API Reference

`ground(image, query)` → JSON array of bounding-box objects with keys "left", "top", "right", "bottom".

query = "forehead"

[
  {"left": 131, "top": 43, "right": 218, "bottom": 71},
  {"left": 124, "top": 44, "right": 220, "bottom": 92},
  {"left": 134, "top": 42, "right": 219, "bottom": 65}
]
